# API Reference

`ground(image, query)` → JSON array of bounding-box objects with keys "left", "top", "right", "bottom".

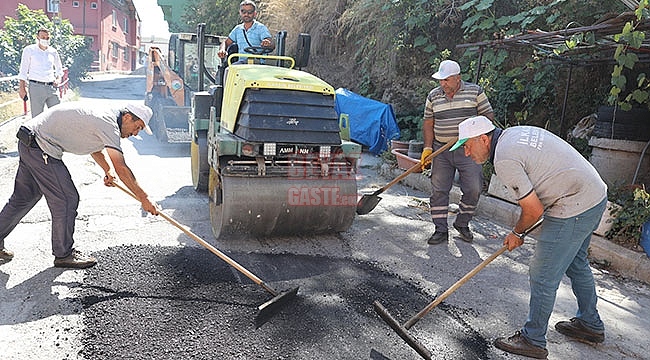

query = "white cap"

[
  {"left": 449, "top": 115, "right": 495, "bottom": 151},
  {"left": 432, "top": 60, "right": 461, "bottom": 80},
  {"left": 125, "top": 103, "right": 153, "bottom": 135}
]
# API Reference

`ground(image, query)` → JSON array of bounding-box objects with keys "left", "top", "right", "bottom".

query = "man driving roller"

[{"left": 217, "top": 0, "right": 275, "bottom": 64}]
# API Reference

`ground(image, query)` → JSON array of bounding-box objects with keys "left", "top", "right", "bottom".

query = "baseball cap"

[
  {"left": 432, "top": 60, "right": 461, "bottom": 80},
  {"left": 125, "top": 103, "right": 153, "bottom": 135},
  {"left": 449, "top": 116, "right": 496, "bottom": 151}
]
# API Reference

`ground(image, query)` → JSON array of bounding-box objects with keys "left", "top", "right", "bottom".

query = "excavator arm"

[{"left": 146, "top": 47, "right": 185, "bottom": 107}]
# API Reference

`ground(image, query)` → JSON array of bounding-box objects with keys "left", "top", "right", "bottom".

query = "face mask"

[{"left": 38, "top": 39, "right": 49, "bottom": 48}]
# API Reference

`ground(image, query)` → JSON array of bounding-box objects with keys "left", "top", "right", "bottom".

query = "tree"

[
  {"left": 0, "top": 4, "right": 93, "bottom": 83},
  {"left": 179, "top": 0, "right": 240, "bottom": 35},
  {"left": 458, "top": 0, "right": 629, "bottom": 131}
]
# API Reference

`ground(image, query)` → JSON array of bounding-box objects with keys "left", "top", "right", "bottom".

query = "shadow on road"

[
  {"left": 125, "top": 135, "right": 190, "bottom": 158},
  {"left": 0, "top": 267, "right": 78, "bottom": 325}
]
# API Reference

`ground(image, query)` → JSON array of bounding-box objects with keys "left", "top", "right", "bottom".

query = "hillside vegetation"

[
  {"left": 255, "top": 0, "right": 631, "bottom": 140},
  {"left": 260, "top": 0, "right": 629, "bottom": 137}
]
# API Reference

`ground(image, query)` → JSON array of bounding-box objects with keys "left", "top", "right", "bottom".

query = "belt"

[{"left": 29, "top": 79, "right": 54, "bottom": 86}]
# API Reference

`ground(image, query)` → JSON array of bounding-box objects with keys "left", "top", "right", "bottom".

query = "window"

[
  {"left": 112, "top": 10, "right": 117, "bottom": 27},
  {"left": 47, "top": 0, "right": 59, "bottom": 13},
  {"left": 90, "top": 2, "right": 97, "bottom": 9},
  {"left": 111, "top": 42, "right": 119, "bottom": 58},
  {"left": 123, "top": 18, "right": 129, "bottom": 34},
  {"left": 123, "top": 47, "right": 129, "bottom": 62},
  {"left": 72, "top": 1, "right": 80, "bottom": 7}
]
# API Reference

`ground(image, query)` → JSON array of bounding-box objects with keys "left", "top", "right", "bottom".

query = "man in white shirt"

[{"left": 17, "top": 28, "right": 64, "bottom": 117}]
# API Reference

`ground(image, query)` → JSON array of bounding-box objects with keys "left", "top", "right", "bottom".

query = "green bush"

[{"left": 607, "top": 186, "right": 650, "bottom": 248}]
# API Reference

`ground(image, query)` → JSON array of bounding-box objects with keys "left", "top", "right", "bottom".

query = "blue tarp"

[{"left": 334, "top": 88, "right": 400, "bottom": 155}]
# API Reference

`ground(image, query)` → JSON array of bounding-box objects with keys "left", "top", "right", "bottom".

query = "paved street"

[{"left": 0, "top": 73, "right": 648, "bottom": 359}]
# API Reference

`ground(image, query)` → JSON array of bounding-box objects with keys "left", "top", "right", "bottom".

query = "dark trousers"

[
  {"left": 0, "top": 142, "right": 78, "bottom": 258},
  {"left": 429, "top": 140, "right": 483, "bottom": 232}
]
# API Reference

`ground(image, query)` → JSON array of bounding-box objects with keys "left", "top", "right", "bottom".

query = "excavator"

[
  {"left": 188, "top": 23, "right": 361, "bottom": 239},
  {"left": 144, "top": 32, "right": 223, "bottom": 142}
]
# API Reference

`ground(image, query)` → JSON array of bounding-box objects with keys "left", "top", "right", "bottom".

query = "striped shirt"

[{"left": 423, "top": 81, "right": 493, "bottom": 143}]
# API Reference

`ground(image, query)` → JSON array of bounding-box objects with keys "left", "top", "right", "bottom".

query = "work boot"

[
  {"left": 427, "top": 231, "right": 448, "bottom": 245},
  {"left": 54, "top": 249, "right": 97, "bottom": 269},
  {"left": 0, "top": 247, "right": 14, "bottom": 261},
  {"left": 453, "top": 223, "right": 474, "bottom": 243},
  {"left": 494, "top": 331, "right": 548, "bottom": 359},
  {"left": 555, "top": 318, "right": 605, "bottom": 343}
]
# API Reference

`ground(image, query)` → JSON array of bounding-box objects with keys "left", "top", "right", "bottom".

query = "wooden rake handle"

[
  {"left": 404, "top": 245, "right": 507, "bottom": 329},
  {"left": 112, "top": 181, "right": 279, "bottom": 296},
  {"left": 377, "top": 137, "right": 457, "bottom": 196},
  {"left": 404, "top": 217, "right": 544, "bottom": 329}
]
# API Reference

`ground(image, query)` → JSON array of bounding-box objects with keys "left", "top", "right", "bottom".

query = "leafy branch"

[{"left": 608, "top": 0, "right": 650, "bottom": 110}]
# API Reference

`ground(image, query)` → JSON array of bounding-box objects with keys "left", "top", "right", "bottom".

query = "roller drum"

[{"left": 210, "top": 171, "right": 357, "bottom": 238}]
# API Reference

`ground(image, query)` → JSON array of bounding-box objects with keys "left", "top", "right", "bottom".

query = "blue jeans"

[{"left": 522, "top": 197, "right": 607, "bottom": 348}]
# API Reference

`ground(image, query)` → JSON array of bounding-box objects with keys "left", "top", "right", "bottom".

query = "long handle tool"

[
  {"left": 374, "top": 217, "right": 544, "bottom": 359},
  {"left": 113, "top": 182, "right": 299, "bottom": 325},
  {"left": 356, "top": 138, "right": 457, "bottom": 215}
]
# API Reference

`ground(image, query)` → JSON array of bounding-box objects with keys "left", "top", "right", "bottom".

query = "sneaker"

[
  {"left": 54, "top": 249, "right": 97, "bottom": 269},
  {"left": 427, "top": 231, "right": 448, "bottom": 245},
  {"left": 0, "top": 248, "right": 14, "bottom": 260},
  {"left": 453, "top": 223, "right": 474, "bottom": 243},
  {"left": 555, "top": 318, "right": 605, "bottom": 343},
  {"left": 494, "top": 331, "right": 548, "bottom": 359}
]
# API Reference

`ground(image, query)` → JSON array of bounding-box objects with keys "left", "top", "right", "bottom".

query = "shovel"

[
  {"left": 113, "top": 182, "right": 299, "bottom": 325},
  {"left": 374, "top": 217, "right": 544, "bottom": 359},
  {"left": 356, "top": 138, "right": 457, "bottom": 215}
]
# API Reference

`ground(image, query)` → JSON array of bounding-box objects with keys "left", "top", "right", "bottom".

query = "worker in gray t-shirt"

[
  {"left": 450, "top": 116, "right": 607, "bottom": 359},
  {"left": 0, "top": 101, "right": 159, "bottom": 269}
]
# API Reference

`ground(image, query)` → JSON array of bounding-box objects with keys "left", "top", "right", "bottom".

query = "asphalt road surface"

[{"left": 0, "top": 73, "right": 649, "bottom": 359}]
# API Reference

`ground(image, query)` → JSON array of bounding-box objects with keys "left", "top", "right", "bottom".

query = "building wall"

[
  {"left": 0, "top": 0, "right": 141, "bottom": 72},
  {"left": 98, "top": 0, "right": 140, "bottom": 71}
]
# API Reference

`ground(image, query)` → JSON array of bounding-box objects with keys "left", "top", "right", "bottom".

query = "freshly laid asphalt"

[{"left": 79, "top": 245, "right": 492, "bottom": 359}]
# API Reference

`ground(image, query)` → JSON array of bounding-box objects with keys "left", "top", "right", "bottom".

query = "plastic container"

[
  {"left": 408, "top": 140, "right": 424, "bottom": 160},
  {"left": 641, "top": 220, "right": 650, "bottom": 257},
  {"left": 391, "top": 140, "right": 409, "bottom": 151},
  {"left": 391, "top": 148, "right": 421, "bottom": 172}
]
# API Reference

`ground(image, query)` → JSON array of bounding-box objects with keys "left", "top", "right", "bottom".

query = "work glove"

[{"left": 420, "top": 147, "right": 433, "bottom": 171}]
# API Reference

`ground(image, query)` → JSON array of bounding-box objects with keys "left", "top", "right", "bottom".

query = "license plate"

[{"left": 277, "top": 145, "right": 315, "bottom": 155}]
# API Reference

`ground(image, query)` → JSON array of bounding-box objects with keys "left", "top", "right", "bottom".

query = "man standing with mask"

[{"left": 18, "top": 28, "right": 64, "bottom": 117}]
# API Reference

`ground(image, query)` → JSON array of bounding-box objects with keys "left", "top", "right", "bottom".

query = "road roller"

[{"left": 189, "top": 24, "right": 360, "bottom": 238}]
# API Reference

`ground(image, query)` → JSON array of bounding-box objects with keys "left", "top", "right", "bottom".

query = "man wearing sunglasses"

[{"left": 217, "top": 0, "right": 274, "bottom": 63}]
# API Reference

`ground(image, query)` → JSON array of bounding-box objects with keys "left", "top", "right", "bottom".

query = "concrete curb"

[
  {"left": 589, "top": 235, "right": 650, "bottom": 284},
  {"left": 379, "top": 163, "right": 650, "bottom": 285}
]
